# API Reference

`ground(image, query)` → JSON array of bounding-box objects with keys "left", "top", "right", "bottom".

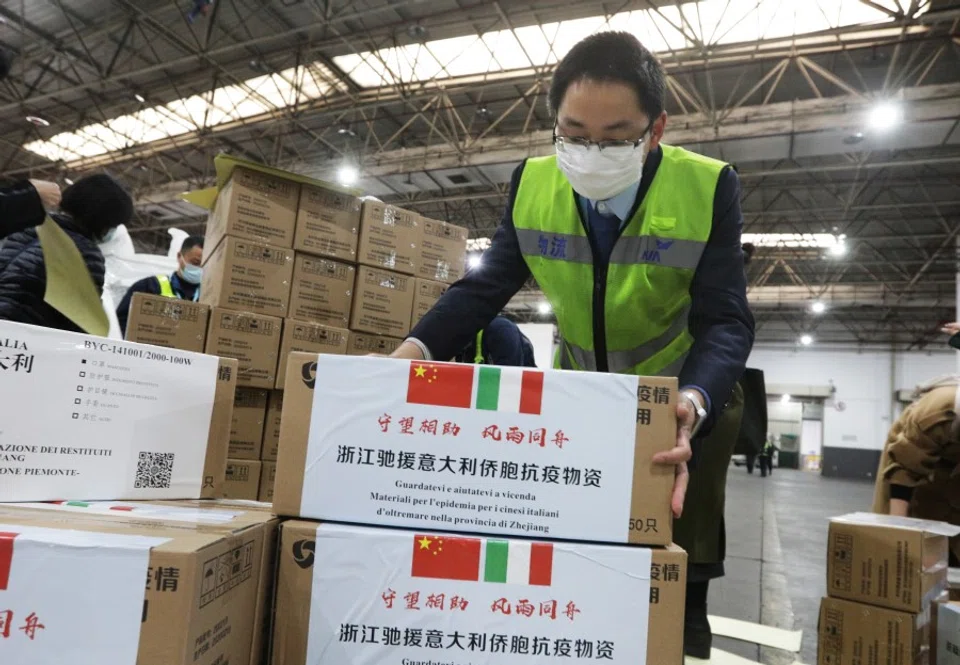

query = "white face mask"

[
  {"left": 181, "top": 264, "right": 203, "bottom": 285},
  {"left": 555, "top": 141, "right": 645, "bottom": 201}
]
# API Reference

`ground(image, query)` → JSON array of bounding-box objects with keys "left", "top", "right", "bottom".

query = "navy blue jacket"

[
  {"left": 1, "top": 181, "right": 46, "bottom": 240},
  {"left": 454, "top": 316, "right": 538, "bottom": 367},
  {"left": 410, "top": 147, "right": 755, "bottom": 432},
  {"left": 0, "top": 213, "right": 106, "bottom": 333}
]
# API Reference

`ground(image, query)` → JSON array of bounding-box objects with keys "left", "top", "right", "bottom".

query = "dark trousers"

[{"left": 759, "top": 455, "right": 773, "bottom": 477}]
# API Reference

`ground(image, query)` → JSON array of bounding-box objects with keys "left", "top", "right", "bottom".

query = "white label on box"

[
  {"left": 13, "top": 501, "right": 240, "bottom": 524},
  {"left": 306, "top": 523, "right": 651, "bottom": 664},
  {"left": 0, "top": 523, "right": 167, "bottom": 665},
  {"left": 938, "top": 602, "right": 960, "bottom": 665},
  {"left": 0, "top": 321, "right": 218, "bottom": 501},
  {"left": 302, "top": 355, "right": 639, "bottom": 542}
]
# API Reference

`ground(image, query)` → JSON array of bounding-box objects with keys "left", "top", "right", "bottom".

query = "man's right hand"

[
  {"left": 388, "top": 341, "right": 427, "bottom": 360},
  {"left": 29, "top": 179, "right": 61, "bottom": 210},
  {"left": 366, "top": 340, "right": 426, "bottom": 360},
  {"left": 889, "top": 498, "right": 910, "bottom": 517}
]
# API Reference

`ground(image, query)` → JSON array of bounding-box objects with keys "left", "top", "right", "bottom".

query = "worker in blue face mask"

[{"left": 116, "top": 235, "right": 204, "bottom": 335}]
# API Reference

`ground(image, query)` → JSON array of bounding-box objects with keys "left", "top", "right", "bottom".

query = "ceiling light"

[
  {"left": 337, "top": 165, "right": 358, "bottom": 186},
  {"left": 134, "top": 93, "right": 145, "bottom": 103},
  {"left": 406, "top": 24, "right": 428, "bottom": 40},
  {"left": 843, "top": 131, "right": 864, "bottom": 145},
  {"left": 337, "top": 123, "right": 356, "bottom": 137},
  {"left": 828, "top": 242, "right": 847, "bottom": 257},
  {"left": 741, "top": 233, "right": 843, "bottom": 249},
  {"left": 781, "top": 394, "right": 791, "bottom": 403},
  {"left": 811, "top": 301, "right": 826, "bottom": 314},
  {"left": 800, "top": 334, "right": 813, "bottom": 346},
  {"left": 64, "top": 177, "right": 74, "bottom": 185},
  {"left": 25, "top": 116, "right": 50, "bottom": 127},
  {"left": 467, "top": 254, "right": 482, "bottom": 269},
  {"left": 868, "top": 101, "right": 901, "bottom": 131},
  {"left": 537, "top": 301, "right": 551, "bottom": 314}
]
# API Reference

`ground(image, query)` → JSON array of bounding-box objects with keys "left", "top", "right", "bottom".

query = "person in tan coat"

[{"left": 872, "top": 375, "right": 960, "bottom": 566}]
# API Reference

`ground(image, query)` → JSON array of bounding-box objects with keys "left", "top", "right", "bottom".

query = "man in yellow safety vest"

[
  {"left": 387, "top": 31, "right": 755, "bottom": 656},
  {"left": 116, "top": 235, "right": 204, "bottom": 335}
]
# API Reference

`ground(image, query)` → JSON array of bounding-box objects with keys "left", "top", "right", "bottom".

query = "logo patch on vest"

[
  {"left": 537, "top": 233, "right": 567, "bottom": 259},
  {"left": 641, "top": 238, "right": 675, "bottom": 264}
]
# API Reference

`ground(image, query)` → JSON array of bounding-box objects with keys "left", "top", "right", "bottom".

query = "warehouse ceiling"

[{"left": 1, "top": 0, "right": 958, "bottom": 347}]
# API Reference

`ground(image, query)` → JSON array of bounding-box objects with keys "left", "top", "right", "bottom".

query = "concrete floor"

[{"left": 707, "top": 465, "right": 875, "bottom": 665}]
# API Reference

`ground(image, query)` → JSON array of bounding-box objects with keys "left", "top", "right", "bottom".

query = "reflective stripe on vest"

[
  {"left": 156, "top": 274, "right": 175, "bottom": 298},
  {"left": 513, "top": 144, "right": 723, "bottom": 376},
  {"left": 474, "top": 330, "right": 484, "bottom": 364},
  {"left": 514, "top": 229, "right": 705, "bottom": 270}
]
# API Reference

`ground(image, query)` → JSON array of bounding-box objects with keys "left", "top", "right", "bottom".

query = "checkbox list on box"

[
  {"left": 79, "top": 371, "right": 85, "bottom": 378},
  {"left": 72, "top": 413, "right": 79, "bottom": 419},
  {"left": 74, "top": 398, "right": 81, "bottom": 405},
  {"left": 76, "top": 385, "right": 83, "bottom": 392}
]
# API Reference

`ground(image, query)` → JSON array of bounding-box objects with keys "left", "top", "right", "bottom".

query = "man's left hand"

[{"left": 652, "top": 398, "right": 695, "bottom": 518}]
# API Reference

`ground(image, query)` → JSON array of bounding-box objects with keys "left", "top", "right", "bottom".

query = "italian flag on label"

[
  {"left": 410, "top": 534, "right": 553, "bottom": 586},
  {"left": 475, "top": 366, "right": 544, "bottom": 415},
  {"left": 405, "top": 362, "right": 544, "bottom": 415}
]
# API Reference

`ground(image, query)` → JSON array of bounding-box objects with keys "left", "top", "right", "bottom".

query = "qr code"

[{"left": 134, "top": 452, "right": 175, "bottom": 489}]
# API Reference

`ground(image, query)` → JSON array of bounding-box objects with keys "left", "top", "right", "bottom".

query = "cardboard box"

[
  {"left": 0, "top": 321, "right": 234, "bottom": 502},
  {"left": 934, "top": 601, "right": 960, "bottom": 665},
  {"left": 206, "top": 166, "right": 300, "bottom": 251},
  {"left": 205, "top": 307, "right": 283, "bottom": 389},
  {"left": 817, "top": 596, "right": 930, "bottom": 665},
  {"left": 276, "top": 320, "right": 349, "bottom": 389},
  {"left": 259, "top": 461, "right": 276, "bottom": 503},
  {"left": 294, "top": 184, "right": 361, "bottom": 261},
  {"left": 347, "top": 332, "right": 404, "bottom": 356},
  {"left": 827, "top": 513, "right": 960, "bottom": 612},
  {"left": 411, "top": 278, "right": 448, "bottom": 328},
  {"left": 272, "top": 521, "right": 684, "bottom": 665},
  {"left": 226, "top": 459, "right": 263, "bottom": 501},
  {"left": 261, "top": 390, "right": 283, "bottom": 462},
  {"left": 357, "top": 201, "right": 421, "bottom": 274},
  {"left": 417, "top": 217, "right": 468, "bottom": 284},
  {"left": 0, "top": 509, "right": 271, "bottom": 665},
  {"left": 350, "top": 266, "right": 414, "bottom": 338},
  {"left": 141, "top": 499, "right": 281, "bottom": 665},
  {"left": 273, "top": 353, "right": 676, "bottom": 545},
  {"left": 288, "top": 254, "right": 356, "bottom": 328},
  {"left": 125, "top": 292, "right": 210, "bottom": 352},
  {"left": 230, "top": 388, "right": 269, "bottom": 459},
  {"left": 201, "top": 236, "right": 295, "bottom": 319}
]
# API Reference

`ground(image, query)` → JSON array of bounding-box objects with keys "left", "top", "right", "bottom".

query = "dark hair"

[
  {"left": 548, "top": 31, "right": 666, "bottom": 119},
  {"left": 181, "top": 235, "right": 204, "bottom": 253},
  {"left": 742, "top": 242, "right": 755, "bottom": 265},
  {"left": 60, "top": 174, "right": 133, "bottom": 240}
]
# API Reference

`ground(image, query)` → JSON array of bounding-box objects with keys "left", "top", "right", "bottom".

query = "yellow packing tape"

[
  {"left": 180, "top": 153, "right": 363, "bottom": 211},
  {"left": 36, "top": 216, "right": 109, "bottom": 336}
]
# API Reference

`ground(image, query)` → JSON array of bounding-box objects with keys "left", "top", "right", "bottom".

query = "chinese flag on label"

[
  {"left": 406, "top": 362, "right": 474, "bottom": 409},
  {"left": 411, "top": 534, "right": 482, "bottom": 581},
  {"left": 0, "top": 532, "right": 18, "bottom": 591}
]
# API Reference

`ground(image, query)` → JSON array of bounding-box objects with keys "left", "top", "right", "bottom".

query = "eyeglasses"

[
  {"left": 553, "top": 134, "right": 645, "bottom": 151},
  {"left": 552, "top": 120, "right": 654, "bottom": 152}
]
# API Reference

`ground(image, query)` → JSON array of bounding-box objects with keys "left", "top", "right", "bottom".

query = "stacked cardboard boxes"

[
  {"left": 125, "top": 292, "right": 211, "bottom": 352},
  {"left": 269, "top": 352, "right": 687, "bottom": 664},
  {"left": 0, "top": 321, "right": 283, "bottom": 663},
  {"left": 818, "top": 513, "right": 960, "bottom": 665},
  {"left": 200, "top": 164, "right": 469, "bottom": 503},
  {"left": 0, "top": 500, "right": 278, "bottom": 665}
]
